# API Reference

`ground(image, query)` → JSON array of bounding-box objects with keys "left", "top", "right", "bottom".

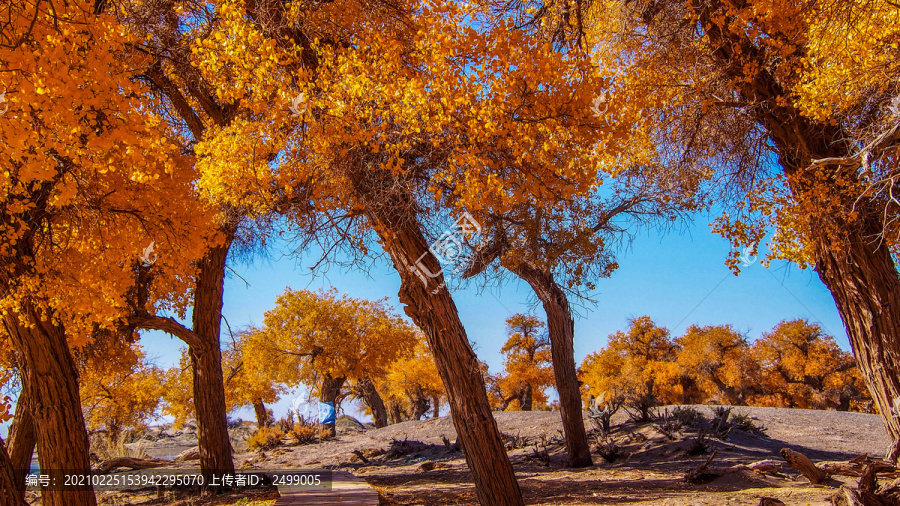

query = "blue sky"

[{"left": 135, "top": 212, "right": 846, "bottom": 423}]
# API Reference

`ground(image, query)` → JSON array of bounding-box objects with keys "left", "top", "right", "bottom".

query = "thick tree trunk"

[
  {"left": 7, "top": 392, "right": 36, "bottom": 496},
  {"left": 252, "top": 398, "right": 270, "bottom": 428},
  {"left": 512, "top": 263, "right": 592, "bottom": 467},
  {"left": 388, "top": 401, "right": 404, "bottom": 425},
  {"left": 2, "top": 306, "right": 96, "bottom": 506},
  {"left": 357, "top": 377, "right": 388, "bottom": 428},
  {"left": 811, "top": 220, "right": 900, "bottom": 460},
  {"left": 349, "top": 178, "right": 522, "bottom": 503},
  {"left": 0, "top": 436, "right": 27, "bottom": 506},
  {"left": 190, "top": 242, "right": 235, "bottom": 481},
  {"left": 320, "top": 375, "right": 345, "bottom": 437}
]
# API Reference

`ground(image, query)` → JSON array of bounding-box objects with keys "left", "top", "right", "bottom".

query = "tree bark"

[
  {"left": 7, "top": 384, "right": 36, "bottom": 497},
  {"left": 432, "top": 395, "right": 440, "bottom": 418},
  {"left": 357, "top": 377, "right": 388, "bottom": 428},
  {"left": 512, "top": 263, "right": 592, "bottom": 467},
  {"left": 811, "top": 223, "right": 900, "bottom": 460},
  {"left": 252, "top": 398, "right": 270, "bottom": 428},
  {"left": 320, "top": 375, "right": 345, "bottom": 437},
  {"left": 388, "top": 401, "right": 404, "bottom": 425},
  {"left": 348, "top": 166, "right": 523, "bottom": 505},
  {"left": 2, "top": 306, "right": 96, "bottom": 506},
  {"left": 190, "top": 241, "right": 236, "bottom": 481},
  {"left": 0, "top": 435, "right": 27, "bottom": 506}
]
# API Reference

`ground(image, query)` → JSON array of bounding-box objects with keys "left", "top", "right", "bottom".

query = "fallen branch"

[
  {"left": 685, "top": 452, "right": 781, "bottom": 483},
  {"left": 94, "top": 457, "right": 168, "bottom": 474},
  {"left": 781, "top": 448, "right": 828, "bottom": 484},
  {"left": 685, "top": 451, "right": 718, "bottom": 483}
]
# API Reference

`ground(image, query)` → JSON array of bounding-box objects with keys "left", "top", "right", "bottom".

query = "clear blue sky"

[{"left": 135, "top": 212, "right": 846, "bottom": 423}]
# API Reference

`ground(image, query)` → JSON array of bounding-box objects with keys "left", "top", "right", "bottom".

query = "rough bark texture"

[
  {"left": 357, "top": 377, "right": 388, "bottom": 428},
  {"left": 347, "top": 163, "right": 523, "bottom": 505},
  {"left": 0, "top": 436, "right": 27, "bottom": 506},
  {"left": 2, "top": 306, "right": 96, "bottom": 506},
  {"left": 689, "top": 0, "right": 900, "bottom": 461},
  {"left": 432, "top": 395, "right": 440, "bottom": 418},
  {"left": 252, "top": 398, "right": 270, "bottom": 428},
  {"left": 190, "top": 242, "right": 236, "bottom": 481},
  {"left": 7, "top": 386, "right": 36, "bottom": 496},
  {"left": 513, "top": 263, "right": 593, "bottom": 467}
]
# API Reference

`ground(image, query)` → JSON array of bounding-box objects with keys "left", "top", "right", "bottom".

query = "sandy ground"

[{"left": 220, "top": 406, "right": 890, "bottom": 505}]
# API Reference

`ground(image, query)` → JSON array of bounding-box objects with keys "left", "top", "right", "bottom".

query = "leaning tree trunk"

[
  {"left": 687, "top": 0, "right": 900, "bottom": 463},
  {"left": 349, "top": 165, "right": 523, "bottom": 505},
  {"left": 252, "top": 398, "right": 270, "bottom": 428},
  {"left": 357, "top": 377, "right": 388, "bottom": 428},
  {"left": 2, "top": 306, "right": 96, "bottom": 506},
  {"left": 513, "top": 263, "right": 593, "bottom": 467},
  {"left": 7, "top": 391, "right": 36, "bottom": 497},
  {"left": 810, "top": 215, "right": 900, "bottom": 460},
  {"left": 0, "top": 436, "right": 27, "bottom": 506},
  {"left": 320, "top": 376, "right": 346, "bottom": 437},
  {"left": 190, "top": 242, "right": 236, "bottom": 481}
]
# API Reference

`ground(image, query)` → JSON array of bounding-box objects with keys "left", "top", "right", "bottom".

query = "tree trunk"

[
  {"left": 388, "top": 401, "right": 404, "bottom": 425},
  {"left": 190, "top": 241, "right": 235, "bottom": 481},
  {"left": 252, "top": 398, "right": 270, "bottom": 428},
  {"left": 320, "top": 375, "right": 345, "bottom": 437},
  {"left": 689, "top": 0, "right": 900, "bottom": 462},
  {"left": 0, "top": 436, "right": 27, "bottom": 506},
  {"left": 432, "top": 395, "right": 440, "bottom": 418},
  {"left": 357, "top": 377, "right": 388, "bottom": 428},
  {"left": 512, "top": 263, "right": 592, "bottom": 467},
  {"left": 2, "top": 306, "right": 96, "bottom": 506},
  {"left": 521, "top": 383, "right": 533, "bottom": 411},
  {"left": 811, "top": 220, "right": 900, "bottom": 460},
  {"left": 349, "top": 168, "right": 523, "bottom": 504},
  {"left": 7, "top": 391, "right": 36, "bottom": 497}
]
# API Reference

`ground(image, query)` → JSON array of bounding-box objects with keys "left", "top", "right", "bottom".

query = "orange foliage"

[{"left": 495, "top": 314, "right": 554, "bottom": 411}]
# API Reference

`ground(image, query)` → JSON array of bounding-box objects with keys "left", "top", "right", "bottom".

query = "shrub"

[
  {"left": 247, "top": 426, "right": 285, "bottom": 451},
  {"left": 287, "top": 415, "right": 318, "bottom": 445}
]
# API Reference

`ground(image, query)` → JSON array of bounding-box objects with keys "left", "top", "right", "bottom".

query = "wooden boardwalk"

[{"left": 273, "top": 470, "right": 379, "bottom": 505}]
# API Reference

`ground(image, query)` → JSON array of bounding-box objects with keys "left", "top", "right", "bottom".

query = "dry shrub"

[{"left": 248, "top": 426, "right": 285, "bottom": 451}]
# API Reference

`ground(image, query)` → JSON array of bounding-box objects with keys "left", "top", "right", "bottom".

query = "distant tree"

[
  {"left": 76, "top": 334, "right": 164, "bottom": 444},
  {"left": 581, "top": 316, "right": 681, "bottom": 421},
  {"left": 247, "top": 289, "right": 419, "bottom": 435},
  {"left": 752, "top": 320, "right": 870, "bottom": 410},
  {"left": 380, "top": 342, "right": 446, "bottom": 422},
  {"left": 496, "top": 314, "right": 554, "bottom": 411},
  {"left": 676, "top": 325, "right": 759, "bottom": 405}
]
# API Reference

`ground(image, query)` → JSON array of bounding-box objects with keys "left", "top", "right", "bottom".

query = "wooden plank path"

[{"left": 273, "top": 470, "right": 379, "bottom": 505}]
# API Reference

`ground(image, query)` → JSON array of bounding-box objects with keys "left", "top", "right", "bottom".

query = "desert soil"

[{"left": 109, "top": 406, "right": 891, "bottom": 505}]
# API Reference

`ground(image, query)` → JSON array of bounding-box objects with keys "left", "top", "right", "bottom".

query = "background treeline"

[{"left": 69, "top": 296, "right": 871, "bottom": 456}]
